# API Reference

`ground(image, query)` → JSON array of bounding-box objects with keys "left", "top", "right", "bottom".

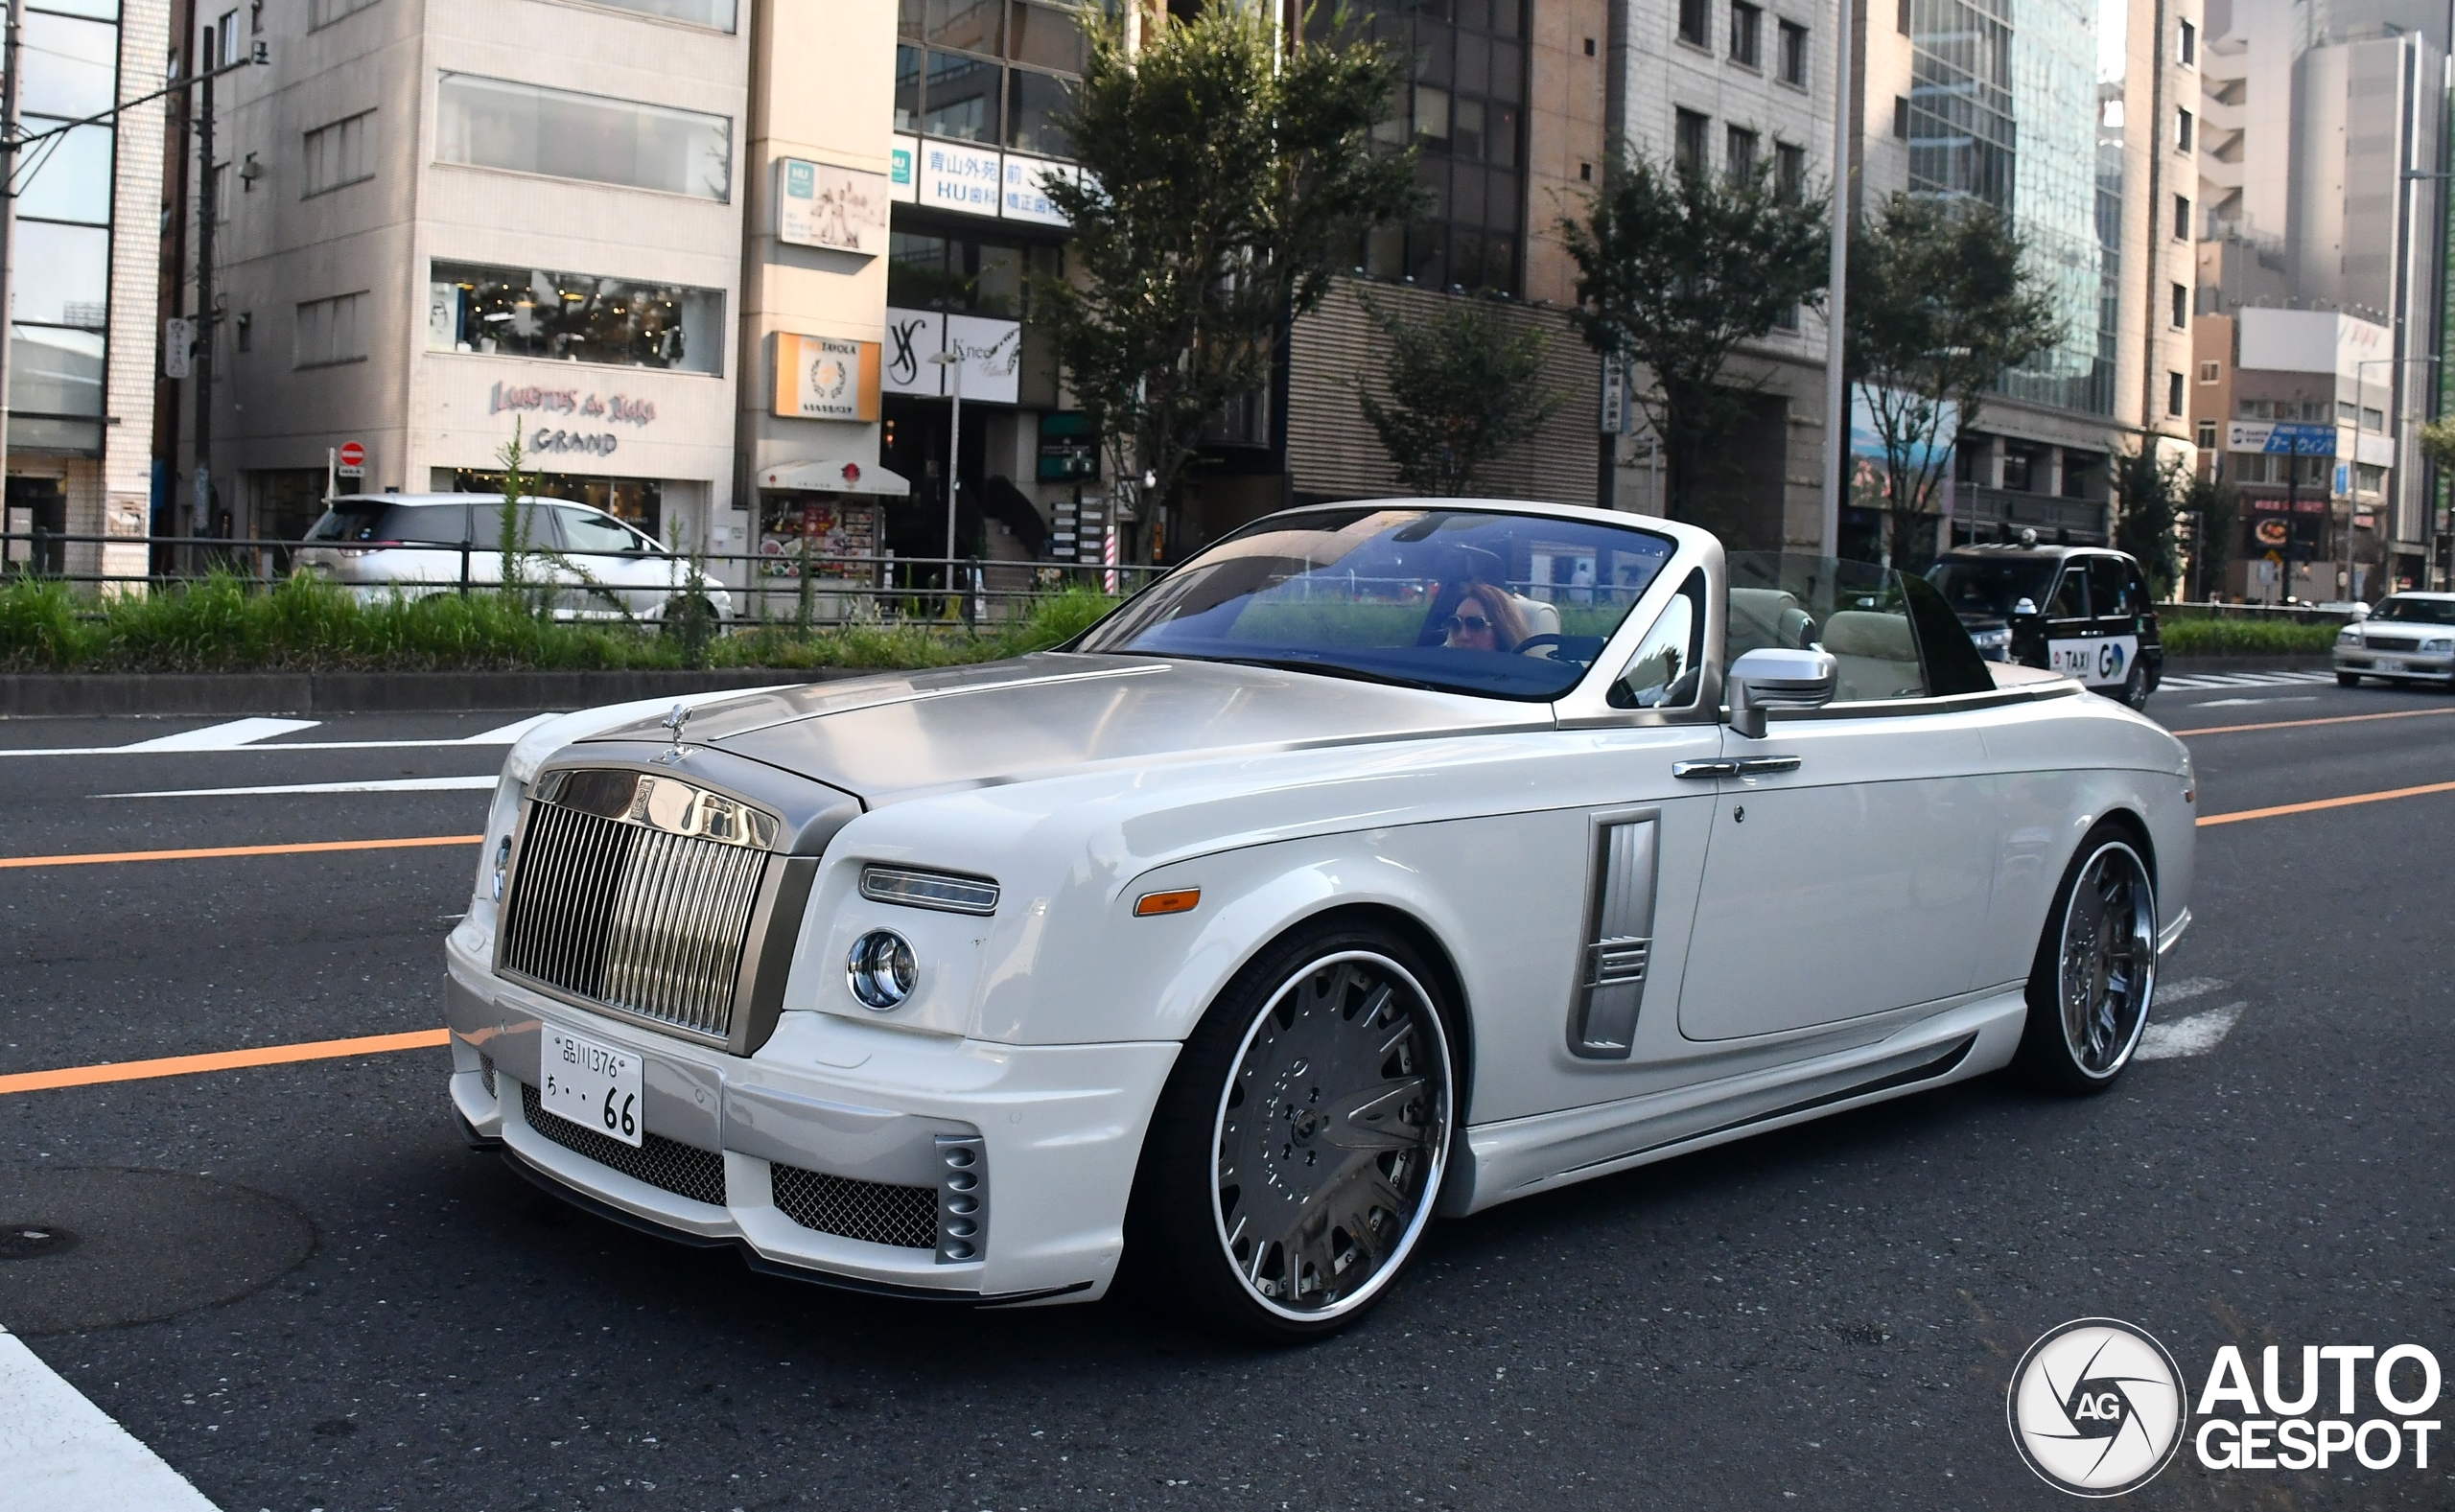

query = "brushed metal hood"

[{"left": 576, "top": 653, "right": 1541, "bottom": 803}]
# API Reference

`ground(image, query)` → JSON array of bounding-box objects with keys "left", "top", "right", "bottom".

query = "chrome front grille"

[
  {"left": 499, "top": 771, "right": 774, "bottom": 1043},
  {"left": 2367, "top": 634, "right": 2420, "bottom": 651}
]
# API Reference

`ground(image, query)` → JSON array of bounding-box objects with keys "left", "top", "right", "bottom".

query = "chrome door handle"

[
  {"left": 1732, "top": 756, "right": 1802, "bottom": 776},
  {"left": 1672, "top": 759, "right": 1741, "bottom": 779}
]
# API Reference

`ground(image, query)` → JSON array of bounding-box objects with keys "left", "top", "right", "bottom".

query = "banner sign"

[
  {"left": 778, "top": 158, "right": 890, "bottom": 255},
  {"left": 772, "top": 332, "right": 881, "bottom": 422},
  {"left": 918, "top": 140, "right": 1002, "bottom": 217}
]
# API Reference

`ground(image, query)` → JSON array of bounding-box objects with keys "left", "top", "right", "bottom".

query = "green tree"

[
  {"left": 496, "top": 419, "right": 537, "bottom": 612},
  {"left": 1357, "top": 296, "right": 1562, "bottom": 495},
  {"left": 1039, "top": 3, "right": 1416, "bottom": 557},
  {"left": 2113, "top": 445, "right": 2185, "bottom": 597},
  {"left": 2181, "top": 466, "right": 2239, "bottom": 601},
  {"left": 1847, "top": 196, "right": 2061, "bottom": 568},
  {"left": 1561, "top": 146, "right": 1829, "bottom": 538}
]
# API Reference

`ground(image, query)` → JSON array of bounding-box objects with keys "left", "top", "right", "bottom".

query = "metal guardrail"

[
  {"left": 2158, "top": 598, "right": 2357, "bottom": 624},
  {"left": 0, "top": 530, "right": 1163, "bottom": 630}
]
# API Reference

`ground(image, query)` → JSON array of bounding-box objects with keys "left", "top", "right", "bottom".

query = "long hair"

[{"left": 1450, "top": 579, "right": 1531, "bottom": 652}]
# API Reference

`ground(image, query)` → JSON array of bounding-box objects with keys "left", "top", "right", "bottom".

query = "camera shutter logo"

[{"left": 2007, "top": 1318, "right": 2188, "bottom": 1496}]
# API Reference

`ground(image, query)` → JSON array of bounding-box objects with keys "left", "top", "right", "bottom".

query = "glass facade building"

[
  {"left": 10, "top": 0, "right": 123, "bottom": 456},
  {"left": 1355, "top": 0, "right": 1530, "bottom": 295},
  {"left": 1903, "top": 0, "right": 2111, "bottom": 415}
]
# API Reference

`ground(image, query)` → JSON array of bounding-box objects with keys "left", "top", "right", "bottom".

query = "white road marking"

[
  {"left": 0, "top": 1324, "right": 221, "bottom": 1511},
  {"left": 0, "top": 714, "right": 561, "bottom": 757},
  {"left": 2158, "top": 670, "right": 2338, "bottom": 691},
  {"left": 95, "top": 775, "right": 500, "bottom": 799},
  {"left": 2156, "top": 976, "right": 2227, "bottom": 1006},
  {"left": 2187, "top": 695, "right": 2320, "bottom": 708},
  {"left": 112, "top": 718, "right": 320, "bottom": 753},
  {"left": 2137, "top": 1001, "right": 2248, "bottom": 1060}
]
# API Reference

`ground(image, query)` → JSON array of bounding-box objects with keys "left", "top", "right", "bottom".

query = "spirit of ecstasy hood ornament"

[{"left": 654, "top": 702, "right": 694, "bottom": 764}]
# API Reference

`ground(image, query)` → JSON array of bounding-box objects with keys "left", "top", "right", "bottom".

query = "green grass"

[
  {"left": 2158, "top": 617, "right": 2342, "bottom": 657},
  {"left": 0, "top": 573, "right": 1120, "bottom": 674}
]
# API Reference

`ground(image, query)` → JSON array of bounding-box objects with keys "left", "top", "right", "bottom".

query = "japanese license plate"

[{"left": 538, "top": 1025, "right": 643, "bottom": 1148}]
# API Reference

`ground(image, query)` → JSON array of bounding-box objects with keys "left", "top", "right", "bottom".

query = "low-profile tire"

[
  {"left": 2014, "top": 825, "right": 2158, "bottom": 1095},
  {"left": 2337, "top": 671, "right": 2363, "bottom": 687},
  {"left": 1125, "top": 920, "right": 1456, "bottom": 1343}
]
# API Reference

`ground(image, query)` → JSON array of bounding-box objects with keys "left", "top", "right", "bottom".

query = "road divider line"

[
  {"left": 2198, "top": 779, "right": 2455, "bottom": 826},
  {"left": 0, "top": 834, "right": 482, "bottom": 869},
  {"left": 0, "top": 1324, "right": 222, "bottom": 1509},
  {"left": 0, "top": 1028, "right": 450, "bottom": 1096},
  {"left": 2173, "top": 706, "right": 2455, "bottom": 737},
  {"left": 97, "top": 776, "right": 500, "bottom": 799}
]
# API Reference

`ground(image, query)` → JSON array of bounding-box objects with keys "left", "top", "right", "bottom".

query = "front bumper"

[
  {"left": 445, "top": 923, "right": 1177, "bottom": 1304},
  {"left": 2335, "top": 645, "right": 2455, "bottom": 680}
]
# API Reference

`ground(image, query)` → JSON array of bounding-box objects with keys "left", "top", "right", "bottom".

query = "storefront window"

[
  {"left": 428, "top": 260, "right": 724, "bottom": 374},
  {"left": 436, "top": 73, "right": 733, "bottom": 202}
]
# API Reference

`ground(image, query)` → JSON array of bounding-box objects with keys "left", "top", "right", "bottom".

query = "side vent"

[{"left": 1570, "top": 816, "right": 1659, "bottom": 1058}]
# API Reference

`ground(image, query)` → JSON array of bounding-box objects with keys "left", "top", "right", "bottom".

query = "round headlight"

[{"left": 847, "top": 929, "right": 918, "bottom": 1011}]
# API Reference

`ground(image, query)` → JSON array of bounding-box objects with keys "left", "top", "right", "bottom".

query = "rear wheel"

[
  {"left": 2014, "top": 826, "right": 2158, "bottom": 1094},
  {"left": 2118, "top": 660, "right": 2148, "bottom": 710},
  {"left": 1127, "top": 922, "right": 1456, "bottom": 1341},
  {"left": 2337, "top": 671, "right": 2363, "bottom": 687}
]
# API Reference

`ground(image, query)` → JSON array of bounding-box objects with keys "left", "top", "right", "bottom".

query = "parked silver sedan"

[
  {"left": 294, "top": 493, "right": 732, "bottom": 623},
  {"left": 2333, "top": 593, "right": 2455, "bottom": 686}
]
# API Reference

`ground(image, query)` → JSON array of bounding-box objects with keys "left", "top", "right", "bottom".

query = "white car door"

[
  {"left": 548, "top": 505, "right": 666, "bottom": 617},
  {"left": 1675, "top": 580, "right": 1999, "bottom": 1040}
]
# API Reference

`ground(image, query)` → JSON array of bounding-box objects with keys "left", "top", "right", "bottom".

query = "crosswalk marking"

[
  {"left": 2156, "top": 669, "right": 2338, "bottom": 691},
  {"left": 110, "top": 718, "right": 320, "bottom": 752},
  {"left": 0, "top": 1325, "right": 221, "bottom": 1511},
  {"left": 96, "top": 775, "right": 501, "bottom": 799},
  {"left": 0, "top": 714, "right": 561, "bottom": 758}
]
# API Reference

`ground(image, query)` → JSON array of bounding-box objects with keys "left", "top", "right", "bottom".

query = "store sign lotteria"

[
  {"left": 772, "top": 332, "right": 881, "bottom": 422},
  {"left": 487, "top": 380, "right": 657, "bottom": 457},
  {"left": 778, "top": 157, "right": 890, "bottom": 255},
  {"left": 881, "top": 307, "right": 1021, "bottom": 406}
]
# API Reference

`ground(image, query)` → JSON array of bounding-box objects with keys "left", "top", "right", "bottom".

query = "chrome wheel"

[
  {"left": 2055, "top": 842, "right": 2156, "bottom": 1078},
  {"left": 1209, "top": 951, "right": 1451, "bottom": 1323}
]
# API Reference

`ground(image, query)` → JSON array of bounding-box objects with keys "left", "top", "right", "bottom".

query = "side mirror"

[
  {"left": 1724, "top": 647, "right": 1837, "bottom": 738},
  {"left": 2012, "top": 596, "right": 2039, "bottom": 617}
]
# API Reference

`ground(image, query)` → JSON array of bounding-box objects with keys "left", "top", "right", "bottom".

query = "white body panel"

[{"left": 442, "top": 502, "right": 2197, "bottom": 1303}]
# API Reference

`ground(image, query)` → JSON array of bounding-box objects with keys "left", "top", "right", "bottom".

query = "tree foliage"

[
  {"left": 2113, "top": 446, "right": 2185, "bottom": 597},
  {"left": 1357, "top": 296, "right": 1562, "bottom": 495},
  {"left": 1039, "top": 3, "right": 1417, "bottom": 552},
  {"left": 1847, "top": 196, "right": 2061, "bottom": 567},
  {"left": 1562, "top": 149, "right": 1830, "bottom": 533},
  {"left": 2181, "top": 466, "right": 2239, "bottom": 600}
]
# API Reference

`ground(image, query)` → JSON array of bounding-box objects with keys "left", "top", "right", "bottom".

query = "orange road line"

[
  {"left": 0, "top": 834, "right": 482, "bottom": 870},
  {"left": 2173, "top": 707, "right": 2455, "bottom": 737},
  {"left": 0, "top": 1028, "right": 450, "bottom": 1096},
  {"left": 2198, "top": 779, "right": 2455, "bottom": 827}
]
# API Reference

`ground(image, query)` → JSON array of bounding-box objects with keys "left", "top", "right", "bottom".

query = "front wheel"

[
  {"left": 2337, "top": 671, "right": 2363, "bottom": 687},
  {"left": 2014, "top": 826, "right": 2159, "bottom": 1094},
  {"left": 2118, "top": 660, "right": 2148, "bottom": 710},
  {"left": 1127, "top": 923, "right": 1456, "bottom": 1341}
]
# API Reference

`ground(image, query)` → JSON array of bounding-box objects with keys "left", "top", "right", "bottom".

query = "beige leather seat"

[{"left": 1818, "top": 610, "right": 1924, "bottom": 702}]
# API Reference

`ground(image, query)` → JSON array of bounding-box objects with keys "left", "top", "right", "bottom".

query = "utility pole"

[
  {"left": 192, "top": 17, "right": 221, "bottom": 545},
  {"left": 1818, "top": 0, "right": 1854, "bottom": 559},
  {"left": 0, "top": 0, "right": 25, "bottom": 503}
]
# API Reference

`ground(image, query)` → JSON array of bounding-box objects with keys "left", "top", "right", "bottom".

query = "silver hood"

[{"left": 576, "top": 653, "right": 1543, "bottom": 803}]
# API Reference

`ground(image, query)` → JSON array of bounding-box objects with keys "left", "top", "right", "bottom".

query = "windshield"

[
  {"left": 1925, "top": 557, "right": 2056, "bottom": 618},
  {"left": 305, "top": 502, "right": 388, "bottom": 542},
  {"left": 1073, "top": 507, "right": 1679, "bottom": 700},
  {"left": 2370, "top": 596, "right": 2455, "bottom": 624}
]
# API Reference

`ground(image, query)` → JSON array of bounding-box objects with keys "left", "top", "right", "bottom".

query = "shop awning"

[{"left": 757, "top": 460, "right": 911, "bottom": 497}]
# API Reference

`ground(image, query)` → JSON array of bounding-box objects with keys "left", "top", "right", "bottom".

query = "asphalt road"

[{"left": 1, "top": 673, "right": 2449, "bottom": 1510}]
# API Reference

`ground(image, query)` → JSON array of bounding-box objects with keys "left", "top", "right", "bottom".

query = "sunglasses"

[{"left": 1442, "top": 614, "right": 1493, "bottom": 635}]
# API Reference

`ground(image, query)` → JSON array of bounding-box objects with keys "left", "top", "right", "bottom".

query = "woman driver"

[{"left": 1440, "top": 581, "right": 1531, "bottom": 654}]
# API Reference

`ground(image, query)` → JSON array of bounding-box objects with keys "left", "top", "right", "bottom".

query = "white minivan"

[{"left": 293, "top": 494, "right": 732, "bottom": 624}]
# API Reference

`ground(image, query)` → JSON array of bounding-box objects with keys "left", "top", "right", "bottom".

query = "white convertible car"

[{"left": 444, "top": 501, "right": 2194, "bottom": 1339}]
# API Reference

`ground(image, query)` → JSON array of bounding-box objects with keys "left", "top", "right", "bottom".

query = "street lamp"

[
  {"left": 2353, "top": 353, "right": 2442, "bottom": 593},
  {"left": 926, "top": 347, "right": 964, "bottom": 572}
]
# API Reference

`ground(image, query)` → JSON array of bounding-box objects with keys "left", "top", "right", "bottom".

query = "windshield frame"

[
  {"left": 2369, "top": 595, "right": 2455, "bottom": 624},
  {"left": 1065, "top": 501, "right": 1699, "bottom": 707}
]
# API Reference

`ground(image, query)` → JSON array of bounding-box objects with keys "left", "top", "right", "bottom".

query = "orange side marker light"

[{"left": 1134, "top": 888, "right": 1201, "bottom": 918}]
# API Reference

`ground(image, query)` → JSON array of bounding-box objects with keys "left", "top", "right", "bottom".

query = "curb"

[{"left": 0, "top": 667, "right": 873, "bottom": 718}]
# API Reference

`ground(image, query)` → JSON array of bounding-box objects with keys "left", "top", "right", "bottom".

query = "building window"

[
  {"left": 2358, "top": 462, "right": 2386, "bottom": 493},
  {"left": 2236, "top": 397, "right": 2265, "bottom": 419},
  {"left": 1774, "top": 140, "right": 1805, "bottom": 201},
  {"left": 295, "top": 291, "right": 367, "bottom": 368},
  {"left": 2178, "top": 18, "right": 2195, "bottom": 64},
  {"left": 896, "top": 3, "right": 1090, "bottom": 158},
  {"left": 1675, "top": 108, "right": 1710, "bottom": 174},
  {"left": 435, "top": 74, "right": 734, "bottom": 201},
  {"left": 2170, "top": 282, "right": 2187, "bottom": 329},
  {"left": 2232, "top": 453, "right": 2268, "bottom": 483},
  {"left": 303, "top": 110, "right": 374, "bottom": 196},
  {"left": 1360, "top": 0, "right": 1527, "bottom": 294},
  {"left": 2172, "top": 193, "right": 2188, "bottom": 240},
  {"left": 1778, "top": 20, "right": 1808, "bottom": 85},
  {"left": 2167, "top": 371, "right": 2186, "bottom": 416},
  {"left": 1725, "top": 126, "right": 1758, "bottom": 180},
  {"left": 2196, "top": 420, "right": 2216, "bottom": 449},
  {"left": 2175, "top": 107, "right": 2192, "bottom": 152},
  {"left": 2365, "top": 407, "right": 2385, "bottom": 431},
  {"left": 2199, "top": 361, "right": 2220, "bottom": 383},
  {"left": 308, "top": 0, "right": 380, "bottom": 26},
  {"left": 427, "top": 260, "right": 724, "bottom": 374},
  {"left": 1729, "top": 1, "right": 1761, "bottom": 66},
  {"left": 1678, "top": 0, "right": 1709, "bottom": 47},
  {"left": 1892, "top": 95, "right": 1909, "bottom": 139}
]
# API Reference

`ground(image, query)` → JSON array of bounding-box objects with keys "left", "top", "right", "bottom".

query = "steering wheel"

[{"left": 1515, "top": 633, "right": 1571, "bottom": 661}]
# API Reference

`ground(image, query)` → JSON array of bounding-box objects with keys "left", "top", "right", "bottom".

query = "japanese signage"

[
  {"left": 1001, "top": 153, "right": 1072, "bottom": 226},
  {"left": 772, "top": 332, "right": 881, "bottom": 423},
  {"left": 2228, "top": 421, "right": 2336, "bottom": 455},
  {"left": 778, "top": 158, "right": 890, "bottom": 255},
  {"left": 919, "top": 140, "right": 1002, "bottom": 217},
  {"left": 1038, "top": 411, "right": 1099, "bottom": 481}
]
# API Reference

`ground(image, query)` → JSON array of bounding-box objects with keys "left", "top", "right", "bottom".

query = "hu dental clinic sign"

[{"left": 488, "top": 381, "right": 658, "bottom": 456}]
